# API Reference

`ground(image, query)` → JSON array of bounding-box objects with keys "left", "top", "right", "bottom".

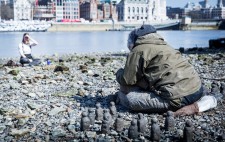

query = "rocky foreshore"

[{"left": 0, "top": 48, "right": 224, "bottom": 142}]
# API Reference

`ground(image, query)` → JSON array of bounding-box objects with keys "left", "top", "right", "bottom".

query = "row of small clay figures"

[
  {"left": 81, "top": 102, "right": 117, "bottom": 131},
  {"left": 81, "top": 101, "right": 193, "bottom": 142}
]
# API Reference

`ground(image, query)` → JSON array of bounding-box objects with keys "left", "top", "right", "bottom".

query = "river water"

[{"left": 0, "top": 30, "right": 224, "bottom": 58}]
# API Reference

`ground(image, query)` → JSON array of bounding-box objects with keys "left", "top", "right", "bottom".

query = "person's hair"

[{"left": 22, "top": 33, "right": 29, "bottom": 44}]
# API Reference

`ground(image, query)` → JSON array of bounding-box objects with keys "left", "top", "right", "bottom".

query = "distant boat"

[{"left": 0, "top": 20, "right": 52, "bottom": 32}]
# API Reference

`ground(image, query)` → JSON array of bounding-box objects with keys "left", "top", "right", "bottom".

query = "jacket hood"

[{"left": 134, "top": 33, "right": 167, "bottom": 46}]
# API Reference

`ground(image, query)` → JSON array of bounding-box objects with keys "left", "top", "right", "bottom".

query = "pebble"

[
  {"left": 52, "top": 127, "right": 66, "bottom": 137},
  {"left": 0, "top": 125, "right": 6, "bottom": 133},
  {"left": 0, "top": 51, "right": 224, "bottom": 141},
  {"left": 48, "top": 107, "right": 67, "bottom": 116}
]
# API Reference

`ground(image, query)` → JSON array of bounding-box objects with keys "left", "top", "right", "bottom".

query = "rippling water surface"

[{"left": 0, "top": 30, "right": 224, "bottom": 58}]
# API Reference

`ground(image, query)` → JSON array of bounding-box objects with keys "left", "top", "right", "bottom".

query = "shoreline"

[
  {"left": 0, "top": 49, "right": 224, "bottom": 141},
  {"left": 0, "top": 47, "right": 222, "bottom": 60},
  {"left": 47, "top": 23, "right": 218, "bottom": 32}
]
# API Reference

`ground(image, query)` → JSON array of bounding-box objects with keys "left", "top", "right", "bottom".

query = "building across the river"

[{"left": 117, "top": 0, "right": 167, "bottom": 22}]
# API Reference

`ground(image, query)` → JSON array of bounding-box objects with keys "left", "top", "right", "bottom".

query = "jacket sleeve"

[{"left": 116, "top": 52, "right": 144, "bottom": 85}]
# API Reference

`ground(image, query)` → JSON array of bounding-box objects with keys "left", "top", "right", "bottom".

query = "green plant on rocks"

[
  {"left": 8, "top": 69, "right": 19, "bottom": 76},
  {"left": 54, "top": 65, "right": 69, "bottom": 73}
]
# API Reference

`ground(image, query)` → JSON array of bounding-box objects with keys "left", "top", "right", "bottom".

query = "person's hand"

[
  {"left": 174, "top": 102, "right": 199, "bottom": 117},
  {"left": 25, "top": 35, "right": 31, "bottom": 39},
  {"left": 28, "top": 59, "right": 33, "bottom": 62}
]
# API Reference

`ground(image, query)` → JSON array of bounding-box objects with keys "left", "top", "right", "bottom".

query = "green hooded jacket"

[{"left": 116, "top": 33, "right": 201, "bottom": 101}]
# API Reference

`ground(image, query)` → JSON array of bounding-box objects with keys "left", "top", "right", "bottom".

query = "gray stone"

[
  {"left": 17, "top": 118, "right": 29, "bottom": 126},
  {"left": 27, "top": 93, "right": 37, "bottom": 98},
  {"left": 211, "top": 82, "right": 220, "bottom": 94},
  {"left": 52, "top": 128, "right": 66, "bottom": 137},
  {"left": 110, "top": 130, "right": 118, "bottom": 136},
  {"left": 21, "top": 89, "right": 29, "bottom": 94},
  {"left": 9, "top": 83, "right": 20, "bottom": 89},
  {"left": 85, "top": 131, "right": 97, "bottom": 138},
  {"left": 0, "top": 125, "right": 6, "bottom": 133},
  {"left": 48, "top": 107, "right": 66, "bottom": 116},
  {"left": 201, "top": 123, "right": 207, "bottom": 130},
  {"left": 27, "top": 102, "right": 43, "bottom": 110},
  {"left": 10, "top": 128, "right": 30, "bottom": 136},
  {"left": 68, "top": 124, "right": 76, "bottom": 134}
]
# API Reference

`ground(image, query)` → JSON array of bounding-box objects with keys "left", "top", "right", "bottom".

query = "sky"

[{"left": 166, "top": 0, "right": 217, "bottom": 8}]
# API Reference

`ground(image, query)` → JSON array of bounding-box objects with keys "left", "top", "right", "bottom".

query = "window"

[
  {"left": 141, "top": 7, "right": 143, "bottom": 13},
  {"left": 133, "top": 7, "right": 135, "bottom": 13},
  {"left": 137, "top": 7, "right": 139, "bottom": 13},
  {"left": 128, "top": 7, "right": 130, "bottom": 13}
]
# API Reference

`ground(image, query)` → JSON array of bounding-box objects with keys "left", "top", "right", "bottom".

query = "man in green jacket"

[{"left": 116, "top": 25, "right": 217, "bottom": 116}]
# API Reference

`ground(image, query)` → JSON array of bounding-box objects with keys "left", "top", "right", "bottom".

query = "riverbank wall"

[
  {"left": 47, "top": 23, "right": 127, "bottom": 32},
  {"left": 181, "top": 23, "right": 218, "bottom": 30},
  {"left": 48, "top": 22, "right": 219, "bottom": 32}
]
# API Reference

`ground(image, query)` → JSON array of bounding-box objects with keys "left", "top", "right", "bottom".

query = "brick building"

[{"left": 80, "top": 0, "right": 98, "bottom": 21}]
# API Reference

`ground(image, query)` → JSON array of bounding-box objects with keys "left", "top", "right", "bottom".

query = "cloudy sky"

[{"left": 166, "top": 0, "right": 217, "bottom": 7}]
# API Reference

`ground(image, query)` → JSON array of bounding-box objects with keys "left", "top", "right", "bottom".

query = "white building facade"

[
  {"left": 14, "top": 0, "right": 35, "bottom": 21},
  {"left": 55, "top": 0, "right": 80, "bottom": 22},
  {"left": 117, "top": 0, "right": 167, "bottom": 22},
  {"left": 213, "top": 0, "right": 225, "bottom": 19}
]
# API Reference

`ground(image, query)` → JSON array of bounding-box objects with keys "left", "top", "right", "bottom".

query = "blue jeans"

[
  {"left": 118, "top": 85, "right": 203, "bottom": 112},
  {"left": 20, "top": 54, "right": 33, "bottom": 64},
  {"left": 117, "top": 85, "right": 170, "bottom": 112},
  {"left": 20, "top": 54, "right": 41, "bottom": 66}
]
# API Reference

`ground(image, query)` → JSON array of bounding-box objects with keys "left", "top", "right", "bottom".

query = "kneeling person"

[{"left": 116, "top": 25, "right": 217, "bottom": 116}]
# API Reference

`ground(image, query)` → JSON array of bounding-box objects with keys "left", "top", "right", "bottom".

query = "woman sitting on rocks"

[
  {"left": 18, "top": 33, "right": 40, "bottom": 66},
  {"left": 116, "top": 25, "right": 217, "bottom": 116}
]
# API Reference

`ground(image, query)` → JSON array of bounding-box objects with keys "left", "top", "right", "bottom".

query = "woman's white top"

[{"left": 18, "top": 37, "right": 38, "bottom": 58}]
